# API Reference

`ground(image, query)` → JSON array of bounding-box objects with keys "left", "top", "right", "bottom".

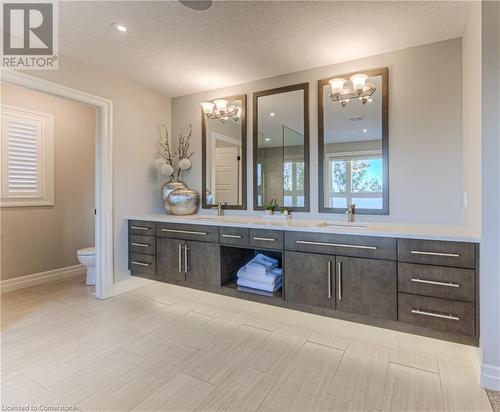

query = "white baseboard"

[
  {"left": 1, "top": 264, "right": 86, "bottom": 293},
  {"left": 481, "top": 363, "right": 500, "bottom": 391}
]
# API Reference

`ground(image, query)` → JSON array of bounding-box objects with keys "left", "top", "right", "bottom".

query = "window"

[
  {"left": 326, "top": 151, "right": 383, "bottom": 210},
  {"left": 1, "top": 105, "right": 54, "bottom": 207},
  {"left": 283, "top": 160, "right": 304, "bottom": 207}
]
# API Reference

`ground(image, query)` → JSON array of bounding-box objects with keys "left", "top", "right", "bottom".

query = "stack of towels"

[{"left": 236, "top": 254, "right": 282, "bottom": 296}]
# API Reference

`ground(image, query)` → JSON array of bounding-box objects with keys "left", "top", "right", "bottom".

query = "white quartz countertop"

[{"left": 126, "top": 214, "right": 480, "bottom": 243}]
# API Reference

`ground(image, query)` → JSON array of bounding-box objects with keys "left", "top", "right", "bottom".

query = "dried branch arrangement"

[{"left": 154, "top": 123, "right": 194, "bottom": 181}]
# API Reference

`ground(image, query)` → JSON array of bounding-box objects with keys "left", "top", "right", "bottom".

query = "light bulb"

[
  {"left": 213, "top": 99, "right": 228, "bottom": 113},
  {"left": 329, "top": 78, "right": 346, "bottom": 95},
  {"left": 350, "top": 74, "right": 368, "bottom": 94},
  {"left": 200, "top": 101, "right": 215, "bottom": 116}
]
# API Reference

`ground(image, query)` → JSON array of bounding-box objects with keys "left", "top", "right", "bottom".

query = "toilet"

[{"left": 77, "top": 247, "right": 96, "bottom": 285}]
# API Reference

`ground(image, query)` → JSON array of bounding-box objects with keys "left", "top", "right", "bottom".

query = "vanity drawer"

[
  {"left": 156, "top": 223, "right": 219, "bottom": 243},
  {"left": 129, "top": 235, "right": 156, "bottom": 256},
  {"left": 285, "top": 231, "right": 396, "bottom": 260},
  {"left": 398, "top": 293, "right": 475, "bottom": 336},
  {"left": 130, "top": 253, "right": 156, "bottom": 279},
  {"left": 129, "top": 220, "right": 156, "bottom": 236},
  {"left": 397, "top": 239, "right": 476, "bottom": 269},
  {"left": 250, "top": 229, "right": 284, "bottom": 250},
  {"left": 398, "top": 263, "right": 475, "bottom": 302},
  {"left": 219, "top": 227, "right": 250, "bottom": 247}
]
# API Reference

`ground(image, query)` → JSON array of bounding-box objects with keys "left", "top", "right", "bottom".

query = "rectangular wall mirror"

[
  {"left": 253, "top": 83, "right": 309, "bottom": 211},
  {"left": 318, "top": 67, "right": 389, "bottom": 215},
  {"left": 202, "top": 95, "right": 247, "bottom": 209}
]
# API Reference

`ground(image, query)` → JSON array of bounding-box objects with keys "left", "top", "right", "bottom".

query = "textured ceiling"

[{"left": 59, "top": 1, "right": 472, "bottom": 97}]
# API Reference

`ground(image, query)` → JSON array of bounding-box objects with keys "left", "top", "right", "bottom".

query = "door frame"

[{"left": 1, "top": 69, "right": 114, "bottom": 299}]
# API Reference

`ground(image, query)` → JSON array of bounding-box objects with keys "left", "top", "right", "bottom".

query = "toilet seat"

[{"left": 77, "top": 247, "right": 95, "bottom": 256}]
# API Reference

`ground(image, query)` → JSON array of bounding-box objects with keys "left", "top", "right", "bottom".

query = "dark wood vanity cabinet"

[
  {"left": 129, "top": 220, "right": 479, "bottom": 345},
  {"left": 335, "top": 256, "right": 397, "bottom": 320},
  {"left": 157, "top": 238, "right": 220, "bottom": 286},
  {"left": 284, "top": 251, "right": 334, "bottom": 309},
  {"left": 156, "top": 237, "right": 185, "bottom": 282},
  {"left": 184, "top": 240, "right": 220, "bottom": 287},
  {"left": 155, "top": 223, "right": 220, "bottom": 287}
]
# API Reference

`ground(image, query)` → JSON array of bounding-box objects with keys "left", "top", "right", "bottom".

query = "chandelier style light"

[
  {"left": 329, "top": 73, "right": 376, "bottom": 108},
  {"left": 200, "top": 99, "right": 241, "bottom": 123}
]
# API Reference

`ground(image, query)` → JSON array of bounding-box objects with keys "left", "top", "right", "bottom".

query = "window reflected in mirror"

[
  {"left": 254, "top": 83, "right": 309, "bottom": 211},
  {"left": 319, "top": 68, "right": 388, "bottom": 214},
  {"left": 201, "top": 95, "right": 247, "bottom": 209}
]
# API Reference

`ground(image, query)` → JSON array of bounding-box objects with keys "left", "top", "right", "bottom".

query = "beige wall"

[
  {"left": 173, "top": 39, "right": 466, "bottom": 224},
  {"left": 27, "top": 55, "right": 172, "bottom": 282},
  {"left": 1, "top": 83, "right": 95, "bottom": 280}
]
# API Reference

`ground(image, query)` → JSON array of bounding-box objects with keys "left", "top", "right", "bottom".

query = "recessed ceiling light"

[
  {"left": 363, "top": 129, "right": 368, "bottom": 133},
  {"left": 269, "top": 112, "right": 275, "bottom": 117},
  {"left": 111, "top": 23, "right": 127, "bottom": 33},
  {"left": 265, "top": 138, "right": 271, "bottom": 142}
]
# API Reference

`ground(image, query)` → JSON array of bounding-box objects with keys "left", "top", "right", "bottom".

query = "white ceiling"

[{"left": 59, "top": 1, "right": 472, "bottom": 97}]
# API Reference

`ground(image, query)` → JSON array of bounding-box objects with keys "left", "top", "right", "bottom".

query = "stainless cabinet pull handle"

[
  {"left": 131, "top": 261, "right": 149, "bottom": 267},
  {"left": 253, "top": 237, "right": 277, "bottom": 242},
  {"left": 411, "top": 278, "right": 460, "bottom": 288},
  {"left": 327, "top": 261, "right": 332, "bottom": 299},
  {"left": 296, "top": 240, "right": 377, "bottom": 250},
  {"left": 184, "top": 245, "right": 189, "bottom": 273},
  {"left": 162, "top": 228, "right": 208, "bottom": 235},
  {"left": 131, "top": 226, "right": 149, "bottom": 231},
  {"left": 337, "top": 261, "right": 342, "bottom": 301},
  {"left": 222, "top": 234, "right": 243, "bottom": 239},
  {"left": 178, "top": 244, "right": 183, "bottom": 272},
  {"left": 411, "top": 308, "right": 460, "bottom": 321},
  {"left": 131, "top": 242, "right": 149, "bottom": 247},
  {"left": 410, "top": 250, "right": 460, "bottom": 258}
]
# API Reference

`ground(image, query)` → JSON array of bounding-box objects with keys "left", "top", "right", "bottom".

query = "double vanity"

[{"left": 128, "top": 215, "right": 479, "bottom": 346}]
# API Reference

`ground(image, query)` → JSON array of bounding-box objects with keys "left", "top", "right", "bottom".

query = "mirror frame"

[
  {"left": 318, "top": 67, "right": 389, "bottom": 215},
  {"left": 201, "top": 94, "right": 247, "bottom": 210},
  {"left": 252, "top": 82, "right": 310, "bottom": 212}
]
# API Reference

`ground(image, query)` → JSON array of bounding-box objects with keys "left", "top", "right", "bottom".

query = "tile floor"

[{"left": 0, "top": 278, "right": 493, "bottom": 411}]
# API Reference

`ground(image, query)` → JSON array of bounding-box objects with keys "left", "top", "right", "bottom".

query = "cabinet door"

[
  {"left": 336, "top": 256, "right": 397, "bottom": 320},
  {"left": 284, "top": 251, "right": 334, "bottom": 309},
  {"left": 157, "top": 237, "right": 185, "bottom": 282},
  {"left": 185, "top": 240, "right": 220, "bottom": 287}
]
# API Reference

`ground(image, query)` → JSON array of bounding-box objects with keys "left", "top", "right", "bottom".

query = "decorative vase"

[
  {"left": 161, "top": 180, "right": 187, "bottom": 214},
  {"left": 167, "top": 187, "right": 200, "bottom": 215},
  {"left": 265, "top": 209, "right": 274, "bottom": 215}
]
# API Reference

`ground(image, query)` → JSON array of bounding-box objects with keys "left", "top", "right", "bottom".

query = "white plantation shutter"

[{"left": 1, "top": 106, "right": 54, "bottom": 207}]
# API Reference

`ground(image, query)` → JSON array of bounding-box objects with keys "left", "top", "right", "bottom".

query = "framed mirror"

[
  {"left": 318, "top": 67, "right": 389, "bottom": 215},
  {"left": 253, "top": 83, "right": 309, "bottom": 211},
  {"left": 201, "top": 94, "right": 247, "bottom": 209}
]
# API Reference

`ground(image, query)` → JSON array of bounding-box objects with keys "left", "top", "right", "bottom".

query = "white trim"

[
  {"left": 1, "top": 69, "right": 114, "bottom": 299},
  {"left": 0, "top": 264, "right": 85, "bottom": 294},
  {"left": 481, "top": 363, "right": 500, "bottom": 391}
]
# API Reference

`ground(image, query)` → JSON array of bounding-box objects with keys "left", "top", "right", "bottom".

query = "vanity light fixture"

[
  {"left": 269, "top": 112, "right": 275, "bottom": 117},
  {"left": 111, "top": 23, "right": 127, "bottom": 32},
  {"left": 201, "top": 99, "right": 241, "bottom": 123},
  {"left": 328, "top": 72, "right": 375, "bottom": 108}
]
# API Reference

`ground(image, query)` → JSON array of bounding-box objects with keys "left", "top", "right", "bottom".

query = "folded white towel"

[
  {"left": 237, "top": 286, "right": 279, "bottom": 297},
  {"left": 237, "top": 267, "right": 281, "bottom": 285},
  {"left": 245, "top": 254, "right": 278, "bottom": 274},
  {"left": 237, "top": 277, "right": 282, "bottom": 293}
]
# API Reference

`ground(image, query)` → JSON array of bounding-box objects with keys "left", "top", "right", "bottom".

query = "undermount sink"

[
  {"left": 316, "top": 222, "right": 369, "bottom": 229},
  {"left": 192, "top": 216, "right": 220, "bottom": 221}
]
